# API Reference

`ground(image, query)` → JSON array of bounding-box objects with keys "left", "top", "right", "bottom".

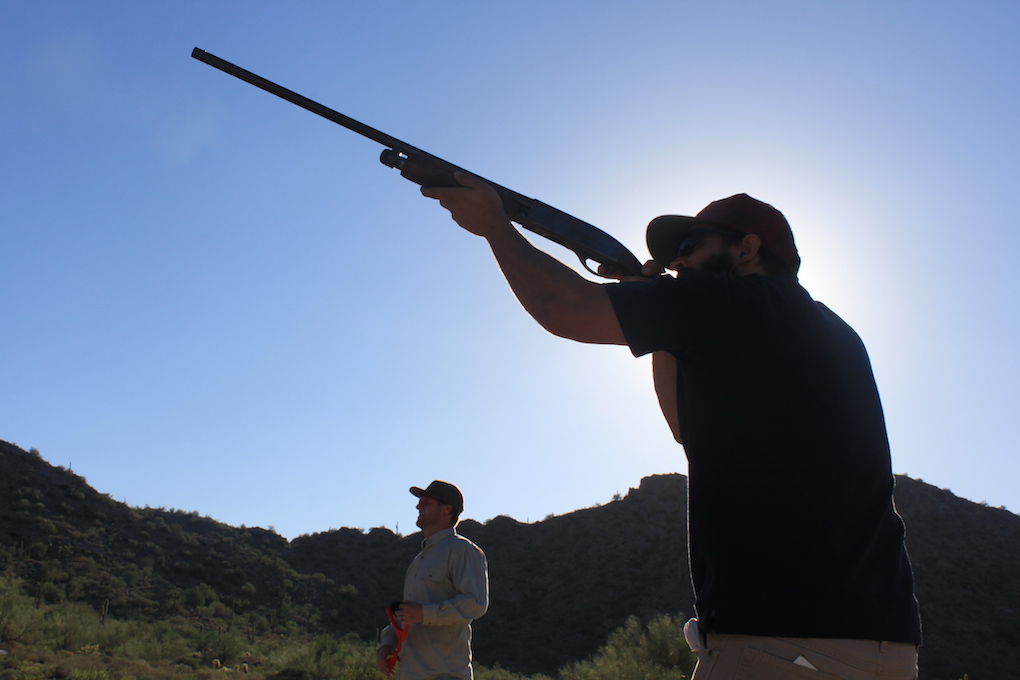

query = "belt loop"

[{"left": 880, "top": 640, "right": 888, "bottom": 652}]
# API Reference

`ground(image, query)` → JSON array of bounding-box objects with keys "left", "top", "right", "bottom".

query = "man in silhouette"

[
  {"left": 377, "top": 480, "right": 488, "bottom": 680},
  {"left": 420, "top": 175, "right": 921, "bottom": 679}
]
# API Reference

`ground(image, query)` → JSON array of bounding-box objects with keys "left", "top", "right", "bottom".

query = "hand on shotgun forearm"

[{"left": 421, "top": 172, "right": 513, "bottom": 239}]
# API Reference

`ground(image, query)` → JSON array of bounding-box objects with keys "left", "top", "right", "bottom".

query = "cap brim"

[
  {"left": 410, "top": 485, "right": 457, "bottom": 508},
  {"left": 646, "top": 215, "right": 702, "bottom": 267}
]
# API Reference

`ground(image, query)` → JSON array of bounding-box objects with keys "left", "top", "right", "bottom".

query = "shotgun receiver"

[{"left": 191, "top": 48, "right": 643, "bottom": 277}]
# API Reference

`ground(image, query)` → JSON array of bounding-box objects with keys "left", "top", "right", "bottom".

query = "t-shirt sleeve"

[{"left": 606, "top": 276, "right": 733, "bottom": 357}]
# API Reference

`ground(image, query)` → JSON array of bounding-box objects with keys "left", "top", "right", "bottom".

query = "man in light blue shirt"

[{"left": 377, "top": 481, "right": 489, "bottom": 680}]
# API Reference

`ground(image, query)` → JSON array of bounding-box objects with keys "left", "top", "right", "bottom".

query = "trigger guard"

[
  {"left": 582, "top": 255, "right": 617, "bottom": 278},
  {"left": 579, "top": 254, "right": 602, "bottom": 277}
]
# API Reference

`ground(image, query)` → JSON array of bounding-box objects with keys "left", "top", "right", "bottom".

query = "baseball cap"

[
  {"left": 410, "top": 480, "right": 464, "bottom": 514},
  {"left": 646, "top": 193, "right": 798, "bottom": 268}
]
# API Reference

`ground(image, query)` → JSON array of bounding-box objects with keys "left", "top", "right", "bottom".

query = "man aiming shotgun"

[{"left": 421, "top": 177, "right": 921, "bottom": 679}]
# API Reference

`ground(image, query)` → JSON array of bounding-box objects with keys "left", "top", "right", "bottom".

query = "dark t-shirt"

[{"left": 607, "top": 272, "right": 921, "bottom": 643}]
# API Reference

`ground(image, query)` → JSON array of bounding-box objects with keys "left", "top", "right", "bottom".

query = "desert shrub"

[
  {"left": 558, "top": 613, "right": 696, "bottom": 680},
  {"left": 475, "top": 665, "right": 552, "bottom": 680},
  {"left": 37, "top": 581, "right": 64, "bottom": 604},
  {"left": 183, "top": 583, "right": 217, "bottom": 608},
  {"left": 187, "top": 628, "right": 245, "bottom": 668},
  {"left": 39, "top": 601, "right": 102, "bottom": 651},
  {"left": 0, "top": 574, "right": 46, "bottom": 645},
  {"left": 102, "top": 619, "right": 193, "bottom": 663},
  {"left": 264, "top": 634, "right": 377, "bottom": 680},
  {"left": 26, "top": 543, "right": 47, "bottom": 560}
]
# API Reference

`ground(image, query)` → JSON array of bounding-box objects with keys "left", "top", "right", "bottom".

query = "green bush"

[
  {"left": 39, "top": 601, "right": 102, "bottom": 651},
  {"left": 70, "top": 671, "right": 111, "bottom": 680},
  {"left": 38, "top": 581, "right": 64, "bottom": 604},
  {"left": 557, "top": 614, "right": 696, "bottom": 680},
  {"left": 26, "top": 543, "right": 47, "bottom": 560},
  {"left": 183, "top": 583, "right": 217, "bottom": 608},
  {"left": 476, "top": 665, "right": 552, "bottom": 680},
  {"left": 264, "top": 634, "right": 377, "bottom": 680},
  {"left": 0, "top": 573, "right": 47, "bottom": 645}
]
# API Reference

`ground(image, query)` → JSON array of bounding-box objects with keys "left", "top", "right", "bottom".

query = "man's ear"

[{"left": 737, "top": 233, "right": 761, "bottom": 262}]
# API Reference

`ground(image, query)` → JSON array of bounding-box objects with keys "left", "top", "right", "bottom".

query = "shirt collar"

[{"left": 421, "top": 526, "right": 456, "bottom": 551}]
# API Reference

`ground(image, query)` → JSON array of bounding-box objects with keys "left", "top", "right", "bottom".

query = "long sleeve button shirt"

[{"left": 381, "top": 527, "right": 489, "bottom": 680}]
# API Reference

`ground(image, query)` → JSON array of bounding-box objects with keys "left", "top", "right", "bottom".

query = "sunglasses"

[{"left": 675, "top": 230, "right": 721, "bottom": 260}]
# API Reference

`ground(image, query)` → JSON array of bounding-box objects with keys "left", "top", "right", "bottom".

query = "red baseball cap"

[{"left": 646, "top": 193, "right": 798, "bottom": 268}]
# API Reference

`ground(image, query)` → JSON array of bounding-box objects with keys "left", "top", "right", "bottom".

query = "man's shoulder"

[{"left": 448, "top": 530, "right": 486, "bottom": 556}]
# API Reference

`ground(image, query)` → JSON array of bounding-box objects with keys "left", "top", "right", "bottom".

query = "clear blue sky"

[{"left": 3, "top": 1, "right": 1018, "bottom": 539}]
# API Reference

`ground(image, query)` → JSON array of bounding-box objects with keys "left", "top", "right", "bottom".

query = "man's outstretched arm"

[{"left": 422, "top": 173, "right": 627, "bottom": 345}]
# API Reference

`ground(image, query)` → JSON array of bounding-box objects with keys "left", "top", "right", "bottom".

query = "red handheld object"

[{"left": 385, "top": 602, "right": 409, "bottom": 673}]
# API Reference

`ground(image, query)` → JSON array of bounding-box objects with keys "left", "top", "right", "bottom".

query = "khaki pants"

[{"left": 685, "top": 619, "right": 918, "bottom": 680}]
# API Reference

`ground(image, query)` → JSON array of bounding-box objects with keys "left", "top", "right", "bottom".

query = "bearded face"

[{"left": 676, "top": 249, "right": 736, "bottom": 276}]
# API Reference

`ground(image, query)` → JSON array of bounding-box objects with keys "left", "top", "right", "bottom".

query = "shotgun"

[{"left": 191, "top": 48, "right": 643, "bottom": 277}]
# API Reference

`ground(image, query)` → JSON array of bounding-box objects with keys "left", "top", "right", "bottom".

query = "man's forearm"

[
  {"left": 379, "top": 625, "right": 398, "bottom": 647},
  {"left": 422, "top": 593, "right": 487, "bottom": 625},
  {"left": 484, "top": 223, "right": 625, "bottom": 345},
  {"left": 422, "top": 174, "right": 625, "bottom": 345}
]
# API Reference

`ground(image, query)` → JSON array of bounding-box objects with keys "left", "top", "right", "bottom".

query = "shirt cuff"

[
  {"left": 379, "top": 626, "right": 398, "bottom": 647},
  {"left": 421, "top": 602, "right": 440, "bottom": 625}
]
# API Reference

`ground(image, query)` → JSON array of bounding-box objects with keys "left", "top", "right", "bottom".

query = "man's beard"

[{"left": 677, "top": 251, "right": 735, "bottom": 275}]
